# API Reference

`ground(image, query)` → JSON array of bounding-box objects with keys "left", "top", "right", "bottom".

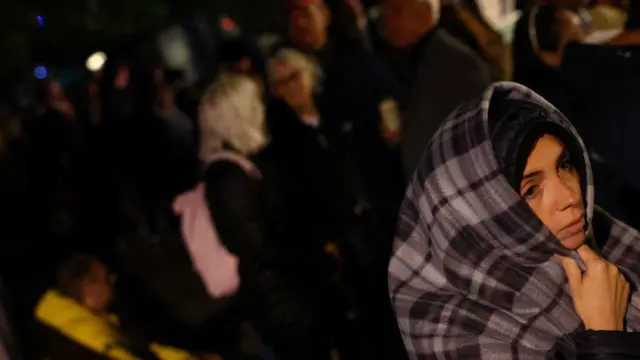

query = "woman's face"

[
  {"left": 519, "top": 134, "right": 586, "bottom": 249},
  {"left": 272, "top": 60, "right": 314, "bottom": 109}
]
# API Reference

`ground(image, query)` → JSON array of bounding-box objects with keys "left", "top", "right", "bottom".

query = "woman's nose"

[{"left": 555, "top": 179, "right": 579, "bottom": 210}]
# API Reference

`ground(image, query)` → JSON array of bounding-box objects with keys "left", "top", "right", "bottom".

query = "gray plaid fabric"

[{"left": 389, "top": 82, "right": 640, "bottom": 359}]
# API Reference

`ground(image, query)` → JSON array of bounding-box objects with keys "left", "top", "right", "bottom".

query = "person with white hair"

[
  {"left": 281, "top": 0, "right": 405, "bottom": 184},
  {"left": 266, "top": 47, "right": 409, "bottom": 360},
  {"left": 380, "top": 0, "right": 493, "bottom": 177},
  {"left": 198, "top": 72, "right": 336, "bottom": 360},
  {"left": 199, "top": 73, "right": 268, "bottom": 162},
  {"left": 267, "top": 46, "right": 407, "bottom": 271},
  {"left": 266, "top": 46, "right": 404, "bottom": 256},
  {"left": 266, "top": 48, "right": 323, "bottom": 125}
]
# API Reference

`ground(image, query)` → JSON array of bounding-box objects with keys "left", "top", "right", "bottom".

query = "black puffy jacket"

[
  {"left": 575, "top": 331, "right": 640, "bottom": 359},
  {"left": 203, "top": 146, "right": 336, "bottom": 360}
]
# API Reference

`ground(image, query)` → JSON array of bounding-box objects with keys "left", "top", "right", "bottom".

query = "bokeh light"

[
  {"left": 85, "top": 51, "right": 107, "bottom": 72},
  {"left": 34, "top": 66, "right": 48, "bottom": 79},
  {"left": 221, "top": 17, "right": 237, "bottom": 32}
]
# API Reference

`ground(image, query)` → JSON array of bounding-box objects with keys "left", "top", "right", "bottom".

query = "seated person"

[{"left": 34, "top": 254, "right": 221, "bottom": 360}]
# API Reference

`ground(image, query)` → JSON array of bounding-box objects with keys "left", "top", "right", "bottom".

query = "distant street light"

[{"left": 86, "top": 51, "right": 107, "bottom": 72}]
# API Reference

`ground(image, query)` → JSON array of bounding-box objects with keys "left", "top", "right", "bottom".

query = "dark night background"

[{"left": 0, "top": 0, "right": 286, "bottom": 77}]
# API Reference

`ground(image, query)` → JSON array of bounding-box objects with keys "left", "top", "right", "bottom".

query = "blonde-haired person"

[
  {"left": 199, "top": 72, "right": 268, "bottom": 162},
  {"left": 266, "top": 47, "right": 347, "bottom": 276},
  {"left": 198, "top": 72, "right": 335, "bottom": 360},
  {"left": 267, "top": 48, "right": 322, "bottom": 125}
]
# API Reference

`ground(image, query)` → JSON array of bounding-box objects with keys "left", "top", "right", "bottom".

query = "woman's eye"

[
  {"left": 522, "top": 185, "right": 538, "bottom": 199},
  {"left": 559, "top": 159, "right": 573, "bottom": 171}
]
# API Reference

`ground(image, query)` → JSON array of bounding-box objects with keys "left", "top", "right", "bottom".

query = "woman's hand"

[{"left": 560, "top": 245, "right": 630, "bottom": 331}]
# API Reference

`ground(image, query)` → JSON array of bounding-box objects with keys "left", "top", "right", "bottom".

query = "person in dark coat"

[
  {"left": 439, "top": 1, "right": 508, "bottom": 80},
  {"left": 267, "top": 46, "right": 403, "bottom": 270},
  {"left": 266, "top": 46, "right": 409, "bottom": 360},
  {"left": 593, "top": 0, "right": 640, "bottom": 179},
  {"left": 199, "top": 73, "right": 336, "bottom": 360},
  {"left": 24, "top": 79, "right": 86, "bottom": 259},
  {"left": 559, "top": 40, "right": 640, "bottom": 228},
  {"left": 265, "top": 53, "right": 352, "bottom": 246},
  {"left": 513, "top": 3, "right": 585, "bottom": 111},
  {"left": 282, "top": 0, "right": 405, "bottom": 293},
  {"left": 555, "top": 2, "right": 640, "bottom": 225},
  {"left": 380, "top": 0, "right": 493, "bottom": 177},
  {"left": 284, "top": 0, "right": 405, "bottom": 189}
]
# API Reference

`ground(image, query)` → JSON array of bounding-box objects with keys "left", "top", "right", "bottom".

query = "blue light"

[
  {"left": 36, "top": 15, "right": 44, "bottom": 27},
  {"left": 34, "top": 66, "right": 48, "bottom": 79}
]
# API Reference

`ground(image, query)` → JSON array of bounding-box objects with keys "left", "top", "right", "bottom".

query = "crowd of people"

[{"left": 0, "top": 0, "right": 639, "bottom": 359}]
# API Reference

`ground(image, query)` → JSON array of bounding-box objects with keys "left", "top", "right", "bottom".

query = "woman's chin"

[{"left": 561, "top": 232, "right": 587, "bottom": 250}]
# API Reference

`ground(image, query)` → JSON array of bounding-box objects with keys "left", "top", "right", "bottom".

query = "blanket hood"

[
  {"left": 388, "top": 82, "right": 608, "bottom": 359},
  {"left": 389, "top": 81, "right": 640, "bottom": 360},
  {"left": 401, "top": 81, "right": 594, "bottom": 265}
]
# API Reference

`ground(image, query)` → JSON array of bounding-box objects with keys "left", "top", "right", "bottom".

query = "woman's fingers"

[{"left": 560, "top": 256, "right": 582, "bottom": 296}]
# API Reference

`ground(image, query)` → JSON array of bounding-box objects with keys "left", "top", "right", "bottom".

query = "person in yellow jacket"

[{"left": 34, "top": 254, "right": 221, "bottom": 360}]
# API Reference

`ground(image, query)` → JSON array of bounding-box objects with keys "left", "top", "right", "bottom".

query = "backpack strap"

[
  {"left": 172, "top": 183, "right": 241, "bottom": 298},
  {"left": 171, "top": 150, "right": 260, "bottom": 299},
  {"left": 206, "top": 151, "right": 262, "bottom": 179}
]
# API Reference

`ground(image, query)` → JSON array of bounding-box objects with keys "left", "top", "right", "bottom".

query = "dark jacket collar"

[{"left": 410, "top": 27, "right": 439, "bottom": 69}]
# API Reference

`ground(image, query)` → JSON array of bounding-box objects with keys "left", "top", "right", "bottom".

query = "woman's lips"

[{"left": 559, "top": 217, "right": 585, "bottom": 238}]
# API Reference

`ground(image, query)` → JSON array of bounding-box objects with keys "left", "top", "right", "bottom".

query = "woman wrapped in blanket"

[{"left": 389, "top": 82, "right": 640, "bottom": 359}]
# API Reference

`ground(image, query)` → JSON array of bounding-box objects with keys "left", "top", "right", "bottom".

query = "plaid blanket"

[{"left": 389, "top": 82, "right": 640, "bottom": 359}]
